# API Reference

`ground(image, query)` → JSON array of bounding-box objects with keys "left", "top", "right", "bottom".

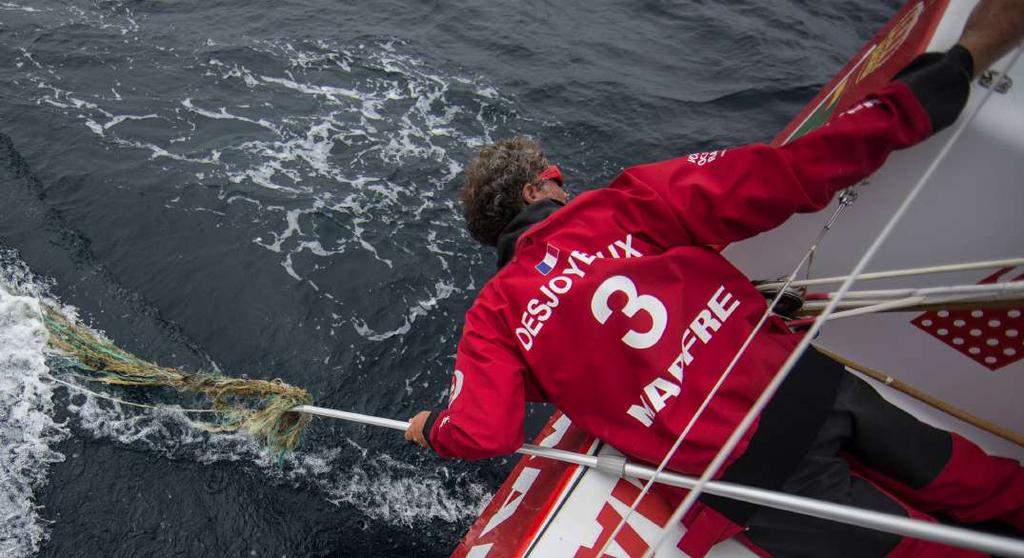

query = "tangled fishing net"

[{"left": 41, "top": 305, "right": 312, "bottom": 454}]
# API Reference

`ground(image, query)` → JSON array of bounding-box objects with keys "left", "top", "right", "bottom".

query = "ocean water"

[{"left": 0, "top": 1, "right": 899, "bottom": 556}]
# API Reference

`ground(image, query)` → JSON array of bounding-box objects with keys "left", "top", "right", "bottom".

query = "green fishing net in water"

[{"left": 41, "top": 306, "right": 312, "bottom": 454}]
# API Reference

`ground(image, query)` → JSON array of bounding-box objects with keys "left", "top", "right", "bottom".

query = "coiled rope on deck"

[{"left": 41, "top": 305, "right": 313, "bottom": 454}]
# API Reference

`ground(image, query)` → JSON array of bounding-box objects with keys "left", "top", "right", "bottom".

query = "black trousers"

[
  {"left": 742, "top": 371, "right": 960, "bottom": 557},
  {"left": 745, "top": 364, "right": 1024, "bottom": 556},
  {"left": 656, "top": 351, "right": 1023, "bottom": 557}
]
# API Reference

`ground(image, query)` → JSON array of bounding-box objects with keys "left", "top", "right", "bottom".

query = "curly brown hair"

[{"left": 460, "top": 136, "right": 549, "bottom": 246}]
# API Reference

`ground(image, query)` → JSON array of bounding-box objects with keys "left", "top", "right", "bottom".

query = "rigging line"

[
  {"left": 756, "top": 257, "right": 1024, "bottom": 290},
  {"left": 791, "top": 297, "right": 1024, "bottom": 326},
  {"left": 826, "top": 295, "right": 929, "bottom": 319},
  {"left": 47, "top": 375, "right": 222, "bottom": 413},
  {"left": 800, "top": 291, "right": 1024, "bottom": 320},
  {"left": 291, "top": 405, "right": 1024, "bottom": 556},
  {"left": 823, "top": 294, "right": 1022, "bottom": 321},
  {"left": 807, "top": 290, "right": 1023, "bottom": 321},
  {"left": 644, "top": 45, "right": 1024, "bottom": 558},
  {"left": 820, "top": 281, "right": 1024, "bottom": 299},
  {"left": 594, "top": 188, "right": 859, "bottom": 557}
]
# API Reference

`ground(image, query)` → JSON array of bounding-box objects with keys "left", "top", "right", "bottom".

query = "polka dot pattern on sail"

[
  {"left": 912, "top": 306, "right": 1024, "bottom": 371},
  {"left": 910, "top": 267, "right": 1024, "bottom": 371}
]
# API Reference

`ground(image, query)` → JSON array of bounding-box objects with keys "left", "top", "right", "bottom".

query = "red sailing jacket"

[{"left": 426, "top": 81, "right": 933, "bottom": 475}]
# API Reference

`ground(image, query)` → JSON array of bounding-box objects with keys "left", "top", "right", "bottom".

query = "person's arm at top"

[
  {"left": 959, "top": 0, "right": 1024, "bottom": 76},
  {"left": 897, "top": 0, "right": 1023, "bottom": 132},
  {"left": 612, "top": 0, "right": 1023, "bottom": 248}
]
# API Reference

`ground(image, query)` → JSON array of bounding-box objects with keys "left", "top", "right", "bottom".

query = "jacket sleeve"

[
  {"left": 426, "top": 301, "right": 527, "bottom": 460},
  {"left": 611, "top": 80, "right": 935, "bottom": 247}
]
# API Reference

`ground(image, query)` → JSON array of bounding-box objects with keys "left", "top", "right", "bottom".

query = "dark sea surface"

[{"left": 0, "top": 1, "right": 900, "bottom": 556}]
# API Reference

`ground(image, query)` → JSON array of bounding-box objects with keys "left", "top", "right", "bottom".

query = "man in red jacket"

[{"left": 407, "top": 2, "right": 1024, "bottom": 556}]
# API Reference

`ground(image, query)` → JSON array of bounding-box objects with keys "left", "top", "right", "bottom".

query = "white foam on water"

[
  {"left": 18, "top": 33, "right": 518, "bottom": 340},
  {"left": 1, "top": 2, "right": 40, "bottom": 12},
  {"left": 322, "top": 454, "right": 490, "bottom": 525},
  {"left": 254, "top": 206, "right": 305, "bottom": 253},
  {"left": 182, "top": 98, "right": 281, "bottom": 134},
  {"left": 84, "top": 113, "right": 161, "bottom": 136},
  {"left": 350, "top": 279, "right": 460, "bottom": 341},
  {"left": 272, "top": 39, "right": 355, "bottom": 73},
  {"left": 259, "top": 75, "right": 365, "bottom": 103},
  {"left": 0, "top": 261, "right": 70, "bottom": 557},
  {"left": 195, "top": 39, "right": 512, "bottom": 291},
  {"left": 64, "top": 387, "right": 490, "bottom": 526},
  {"left": 206, "top": 58, "right": 260, "bottom": 88},
  {"left": 59, "top": 1, "right": 140, "bottom": 36}
]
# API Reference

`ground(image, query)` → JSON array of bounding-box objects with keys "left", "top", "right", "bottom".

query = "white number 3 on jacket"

[{"left": 590, "top": 275, "right": 668, "bottom": 349}]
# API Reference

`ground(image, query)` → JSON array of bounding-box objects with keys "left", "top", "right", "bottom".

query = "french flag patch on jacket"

[{"left": 535, "top": 244, "right": 560, "bottom": 275}]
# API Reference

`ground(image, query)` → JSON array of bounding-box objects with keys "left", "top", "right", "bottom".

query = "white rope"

[
  {"left": 826, "top": 294, "right": 1023, "bottom": 321},
  {"left": 757, "top": 257, "right": 1024, "bottom": 290},
  {"left": 823, "top": 281, "right": 1024, "bottom": 299},
  {"left": 643, "top": 45, "right": 1023, "bottom": 558},
  {"left": 823, "top": 295, "right": 928, "bottom": 320},
  {"left": 800, "top": 290, "right": 1024, "bottom": 321}
]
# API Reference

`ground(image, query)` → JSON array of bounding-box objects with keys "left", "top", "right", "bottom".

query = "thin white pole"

[
  {"left": 756, "top": 257, "right": 1024, "bottom": 290},
  {"left": 293, "top": 405, "right": 410, "bottom": 431},
  {"left": 290, "top": 405, "right": 1024, "bottom": 557},
  {"left": 824, "top": 281, "right": 1024, "bottom": 299},
  {"left": 799, "top": 290, "right": 1024, "bottom": 320},
  {"left": 820, "top": 295, "right": 928, "bottom": 320}
]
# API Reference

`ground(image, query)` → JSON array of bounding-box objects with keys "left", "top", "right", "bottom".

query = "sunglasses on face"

[{"left": 534, "top": 165, "right": 563, "bottom": 187}]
